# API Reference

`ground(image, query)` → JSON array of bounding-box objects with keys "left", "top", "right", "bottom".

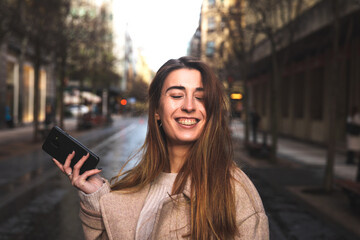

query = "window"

[
  {"left": 220, "top": 17, "right": 226, "bottom": 30},
  {"left": 261, "top": 82, "right": 268, "bottom": 116},
  {"left": 208, "top": 17, "right": 215, "bottom": 31},
  {"left": 310, "top": 68, "right": 324, "bottom": 120},
  {"left": 293, "top": 72, "right": 305, "bottom": 119},
  {"left": 253, "top": 84, "right": 259, "bottom": 111},
  {"left": 219, "top": 42, "right": 224, "bottom": 58},
  {"left": 206, "top": 41, "right": 215, "bottom": 57},
  {"left": 281, "top": 76, "right": 290, "bottom": 118}
]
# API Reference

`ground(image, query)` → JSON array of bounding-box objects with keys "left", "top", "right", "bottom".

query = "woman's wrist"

[{"left": 78, "top": 179, "right": 110, "bottom": 212}]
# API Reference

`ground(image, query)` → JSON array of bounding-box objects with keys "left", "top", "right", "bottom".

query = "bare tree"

[
  {"left": 323, "top": 0, "right": 359, "bottom": 191},
  {"left": 13, "top": 0, "right": 70, "bottom": 141},
  {"left": 216, "top": 0, "right": 259, "bottom": 146},
  {"left": 245, "top": 0, "right": 303, "bottom": 162}
]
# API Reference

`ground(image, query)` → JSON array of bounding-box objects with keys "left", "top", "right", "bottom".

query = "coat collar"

[{"left": 100, "top": 175, "right": 192, "bottom": 240}]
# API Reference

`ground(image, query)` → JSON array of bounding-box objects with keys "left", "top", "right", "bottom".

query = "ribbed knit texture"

[
  {"left": 135, "top": 172, "right": 177, "bottom": 240},
  {"left": 78, "top": 179, "right": 111, "bottom": 212}
]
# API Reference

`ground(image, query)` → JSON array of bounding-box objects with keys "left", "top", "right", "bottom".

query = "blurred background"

[{"left": 0, "top": 0, "right": 360, "bottom": 239}]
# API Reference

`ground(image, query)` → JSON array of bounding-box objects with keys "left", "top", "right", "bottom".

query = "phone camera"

[{"left": 51, "top": 136, "right": 60, "bottom": 148}]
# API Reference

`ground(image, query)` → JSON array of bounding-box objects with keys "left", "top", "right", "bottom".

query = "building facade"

[
  {"left": 195, "top": 0, "right": 246, "bottom": 117},
  {"left": 247, "top": 0, "right": 360, "bottom": 145},
  {"left": 0, "top": 37, "right": 56, "bottom": 129}
]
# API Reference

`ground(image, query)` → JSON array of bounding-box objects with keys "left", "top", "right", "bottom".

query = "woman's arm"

[
  {"left": 52, "top": 151, "right": 109, "bottom": 239},
  {"left": 236, "top": 211, "right": 269, "bottom": 240},
  {"left": 78, "top": 180, "right": 111, "bottom": 240},
  {"left": 52, "top": 151, "right": 103, "bottom": 194},
  {"left": 233, "top": 169, "right": 269, "bottom": 240}
]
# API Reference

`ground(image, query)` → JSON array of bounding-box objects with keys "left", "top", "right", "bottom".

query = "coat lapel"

[{"left": 100, "top": 185, "right": 150, "bottom": 240}]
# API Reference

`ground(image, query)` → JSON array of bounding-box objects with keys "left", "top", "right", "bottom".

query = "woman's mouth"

[{"left": 176, "top": 118, "right": 199, "bottom": 126}]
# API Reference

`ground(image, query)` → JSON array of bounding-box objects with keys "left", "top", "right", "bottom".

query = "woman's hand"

[{"left": 52, "top": 151, "right": 104, "bottom": 194}]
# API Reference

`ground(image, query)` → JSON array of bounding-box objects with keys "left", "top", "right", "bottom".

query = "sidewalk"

[
  {"left": 230, "top": 119, "right": 360, "bottom": 238},
  {"left": 230, "top": 119, "right": 357, "bottom": 181},
  {"left": 0, "top": 118, "right": 78, "bottom": 161}
]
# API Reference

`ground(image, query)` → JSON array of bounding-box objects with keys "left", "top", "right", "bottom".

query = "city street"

[
  {"left": 0, "top": 115, "right": 358, "bottom": 239},
  {"left": 0, "top": 116, "right": 147, "bottom": 240}
]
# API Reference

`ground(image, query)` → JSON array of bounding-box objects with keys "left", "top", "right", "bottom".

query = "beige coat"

[{"left": 79, "top": 169, "right": 269, "bottom": 240}]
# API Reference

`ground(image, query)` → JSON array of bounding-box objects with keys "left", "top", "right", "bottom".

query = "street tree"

[
  {"left": 216, "top": 0, "right": 260, "bottom": 146},
  {"left": 323, "top": 0, "right": 360, "bottom": 191},
  {"left": 15, "top": 0, "right": 70, "bottom": 141},
  {"left": 64, "top": 4, "right": 119, "bottom": 127},
  {"left": 244, "top": 0, "right": 304, "bottom": 162}
]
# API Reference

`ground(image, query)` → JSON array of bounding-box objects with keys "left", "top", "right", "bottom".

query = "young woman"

[{"left": 53, "top": 57, "right": 269, "bottom": 239}]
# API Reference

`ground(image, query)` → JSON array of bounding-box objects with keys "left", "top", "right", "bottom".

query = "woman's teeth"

[{"left": 177, "top": 118, "right": 197, "bottom": 126}]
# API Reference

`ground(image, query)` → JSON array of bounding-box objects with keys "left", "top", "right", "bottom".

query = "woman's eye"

[
  {"left": 195, "top": 96, "right": 204, "bottom": 101},
  {"left": 171, "top": 95, "right": 183, "bottom": 99}
]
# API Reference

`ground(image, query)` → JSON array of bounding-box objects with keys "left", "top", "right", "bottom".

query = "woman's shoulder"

[{"left": 104, "top": 184, "right": 150, "bottom": 201}]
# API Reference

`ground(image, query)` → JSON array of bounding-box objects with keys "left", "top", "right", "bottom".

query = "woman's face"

[{"left": 156, "top": 68, "right": 207, "bottom": 146}]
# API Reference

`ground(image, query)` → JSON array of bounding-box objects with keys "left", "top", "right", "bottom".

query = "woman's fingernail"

[{"left": 97, "top": 168, "right": 103, "bottom": 170}]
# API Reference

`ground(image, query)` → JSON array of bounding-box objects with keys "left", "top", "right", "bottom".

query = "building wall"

[
  {"left": 249, "top": 31, "right": 360, "bottom": 145},
  {"left": 200, "top": 0, "right": 235, "bottom": 79},
  {"left": 0, "top": 41, "right": 56, "bottom": 127}
]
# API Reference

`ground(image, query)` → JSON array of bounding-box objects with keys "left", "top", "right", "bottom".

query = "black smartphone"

[{"left": 42, "top": 126, "right": 100, "bottom": 175}]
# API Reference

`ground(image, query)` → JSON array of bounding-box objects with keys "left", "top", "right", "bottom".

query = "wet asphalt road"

[
  {"left": 0, "top": 116, "right": 358, "bottom": 239},
  {"left": 0, "top": 116, "right": 147, "bottom": 240}
]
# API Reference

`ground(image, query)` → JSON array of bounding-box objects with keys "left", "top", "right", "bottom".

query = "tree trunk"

[
  {"left": 243, "top": 78, "right": 250, "bottom": 145},
  {"left": 323, "top": 0, "right": 340, "bottom": 191},
  {"left": 18, "top": 37, "right": 28, "bottom": 125},
  {"left": 269, "top": 36, "right": 280, "bottom": 163},
  {"left": 59, "top": 51, "right": 66, "bottom": 129},
  {"left": 0, "top": 41, "right": 7, "bottom": 129},
  {"left": 240, "top": 59, "right": 250, "bottom": 145},
  {"left": 33, "top": 44, "right": 41, "bottom": 141}
]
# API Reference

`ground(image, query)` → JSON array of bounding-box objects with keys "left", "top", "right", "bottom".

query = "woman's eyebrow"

[
  {"left": 165, "top": 86, "right": 204, "bottom": 93},
  {"left": 165, "top": 86, "right": 185, "bottom": 93}
]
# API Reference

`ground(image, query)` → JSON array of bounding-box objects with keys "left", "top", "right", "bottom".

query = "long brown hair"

[{"left": 111, "top": 56, "right": 237, "bottom": 239}]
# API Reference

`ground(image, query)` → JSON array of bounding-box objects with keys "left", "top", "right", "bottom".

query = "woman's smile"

[{"left": 176, "top": 117, "right": 199, "bottom": 127}]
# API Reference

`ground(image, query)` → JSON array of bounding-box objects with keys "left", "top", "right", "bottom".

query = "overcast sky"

[{"left": 112, "top": 0, "right": 203, "bottom": 72}]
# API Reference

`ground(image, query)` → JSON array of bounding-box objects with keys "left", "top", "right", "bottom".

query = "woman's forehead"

[{"left": 162, "top": 69, "right": 202, "bottom": 89}]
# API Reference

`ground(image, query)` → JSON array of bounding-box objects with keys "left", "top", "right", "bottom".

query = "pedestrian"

[
  {"left": 345, "top": 106, "right": 360, "bottom": 181},
  {"left": 346, "top": 106, "right": 360, "bottom": 164},
  {"left": 250, "top": 110, "right": 261, "bottom": 144},
  {"left": 5, "top": 106, "right": 14, "bottom": 128},
  {"left": 45, "top": 104, "right": 53, "bottom": 129},
  {"left": 52, "top": 57, "right": 269, "bottom": 239}
]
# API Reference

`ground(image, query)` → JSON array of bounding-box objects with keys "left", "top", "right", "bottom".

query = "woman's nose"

[{"left": 182, "top": 96, "right": 195, "bottom": 112}]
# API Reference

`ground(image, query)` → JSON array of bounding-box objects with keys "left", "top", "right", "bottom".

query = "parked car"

[{"left": 65, "top": 105, "right": 89, "bottom": 117}]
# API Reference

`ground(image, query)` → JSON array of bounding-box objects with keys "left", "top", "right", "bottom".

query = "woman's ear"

[{"left": 155, "top": 112, "right": 160, "bottom": 120}]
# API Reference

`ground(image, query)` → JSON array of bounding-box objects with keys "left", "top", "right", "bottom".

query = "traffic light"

[{"left": 120, "top": 99, "right": 127, "bottom": 106}]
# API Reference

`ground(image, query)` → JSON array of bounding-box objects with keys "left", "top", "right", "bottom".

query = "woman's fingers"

[
  {"left": 72, "top": 169, "right": 103, "bottom": 194},
  {"left": 63, "top": 150, "right": 75, "bottom": 169},
  {"left": 52, "top": 158, "right": 64, "bottom": 172},
  {"left": 72, "top": 153, "right": 89, "bottom": 179},
  {"left": 52, "top": 152, "right": 103, "bottom": 194}
]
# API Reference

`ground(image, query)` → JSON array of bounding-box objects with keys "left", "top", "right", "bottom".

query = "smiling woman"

[
  {"left": 51, "top": 57, "right": 269, "bottom": 240},
  {"left": 155, "top": 68, "right": 206, "bottom": 150}
]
